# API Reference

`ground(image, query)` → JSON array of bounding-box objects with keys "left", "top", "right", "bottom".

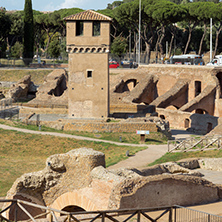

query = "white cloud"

[
  {"left": 42, "top": 2, "right": 58, "bottom": 11},
  {"left": 59, "top": 0, "right": 87, "bottom": 9}
]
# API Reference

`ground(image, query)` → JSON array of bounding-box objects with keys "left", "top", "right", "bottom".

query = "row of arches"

[
  {"left": 159, "top": 115, "right": 213, "bottom": 133},
  {"left": 66, "top": 47, "right": 108, "bottom": 54}
]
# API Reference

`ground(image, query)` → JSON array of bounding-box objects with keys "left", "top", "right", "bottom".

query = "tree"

[
  {"left": 107, "top": 1, "right": 123, "bottom": 9},
  {"left": 23, "top": 0, "right": 34, "bottom": 65},
  {"left": 146, "top": 0, "right": 186, "bottom": 60},
  {"left": 8, "top": 12, "right": 23, "bottom": 51},
  {"left": 114, "top": 0, "right": 157, "bottom": 63},
  {"left": 11, "top": 41, "right": 23, "bottom": 59},
  {"left": 111, "top": 36, "right": 127, "bottom": 59},
  {"left": 192, "top": 0, "right": 219, "bottom": 2},
  {"left": 211, "top": 3, "right": 222, "bottom": 57},
  {"left": 47, "top": 37, "right": 60, "bottom": 59},
  {"left": 0, "top": 7, "right": 11, "bottom": 57},
  {"left": 35, "top": 11, "right": 63, "bottom": 57},
  {"left": 192, "top": 2, "right": 215, "bottom": 55},
  {"left": 181, "top": 3, "right": 199, "bottom": 54}
]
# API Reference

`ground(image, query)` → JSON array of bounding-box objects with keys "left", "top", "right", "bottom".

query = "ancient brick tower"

[{"left": 64, "top": 10, "right": 112, "bottom": 118}]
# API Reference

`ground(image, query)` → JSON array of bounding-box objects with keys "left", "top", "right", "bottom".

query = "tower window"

[
  {"left": 76, "top": 21, "right": 83, "bottom": 36},
  {"left": 195, "top": 81, "right": 201, "bottom": 97},
  {"left": 87, "top": 70, "right": 92, "bottom": 78},
  {"left": 93, "top": 22, "right": 100, "bottom": 36}
]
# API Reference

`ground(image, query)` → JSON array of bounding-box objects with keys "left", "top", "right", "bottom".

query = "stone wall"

[
  {"left": 63, "top": 121, "right": 157, "bottom": 133},
  {"left": 156, "top": 108, "right": 219, "bottom": 134}
]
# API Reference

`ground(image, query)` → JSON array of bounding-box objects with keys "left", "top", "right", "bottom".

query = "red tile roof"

[{"left": 64, "top": 10, "right": 112, "bottom": 21}]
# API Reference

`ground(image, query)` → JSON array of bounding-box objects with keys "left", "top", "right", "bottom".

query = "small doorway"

[{"left": 184, "top": 118, "right": 190, "bottom": 129}]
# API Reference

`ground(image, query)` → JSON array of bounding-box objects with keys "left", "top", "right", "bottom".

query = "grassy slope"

[{"left": 148, "top": 149, "right": 222, "bottom": 166}]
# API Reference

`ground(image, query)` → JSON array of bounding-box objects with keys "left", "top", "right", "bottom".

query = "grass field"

[
  {"left": 0, "top": 124, "right": 149, "bottom": 197},
  {"left": 0, "top": 69, "right": 52, "bottom": 85}
]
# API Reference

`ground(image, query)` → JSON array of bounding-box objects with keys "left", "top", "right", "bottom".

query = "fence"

[
  {"left": 168, "top": 136, "right": 222, "bottom": 153},
  {"left": 1, "top": 199, "right": 222, "bottom": 222},
  {"left": 0, "top": 58, "right": 68, "bottom": 69}
]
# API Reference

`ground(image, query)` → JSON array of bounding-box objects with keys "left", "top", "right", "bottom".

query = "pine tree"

[{"left": 23, "top": 0, "right": 34, "bottom": 66}]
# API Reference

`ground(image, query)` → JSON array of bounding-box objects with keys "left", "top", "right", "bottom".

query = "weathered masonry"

[{"left": 64, "top": 10, "right": 112, "bottom": 118}]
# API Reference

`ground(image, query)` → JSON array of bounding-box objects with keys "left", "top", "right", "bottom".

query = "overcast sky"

[{"left": 1, "top": 0, "right": 113, "bottom": 12}]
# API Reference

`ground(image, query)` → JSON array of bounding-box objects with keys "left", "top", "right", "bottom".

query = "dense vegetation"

[{"left": 1, "top": 0, "right": 222, "bottom": 62}]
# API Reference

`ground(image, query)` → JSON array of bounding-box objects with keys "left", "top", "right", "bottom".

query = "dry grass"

[{"left": 0, "top": 69, "right": 52, "bottom": 85}]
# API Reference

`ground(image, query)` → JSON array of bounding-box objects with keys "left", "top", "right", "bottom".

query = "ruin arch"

[
  {"left": 166, "top": 105, "right": 178, "bottom": 110},
  {"left": 125, "top": 79, "right": 137, "bottom": 91},
  {"left": 67, "top": 48, "right": 72, "bottom": 53},
  {"left": 195, "top": 109, "right": 208, "bottom": 114},
  {"left": 50, "top": 191, "right": 98, "bottom": 216},
  {"left": 60, "top": 205, "right": 85, "bottom": 216},
  {"left": 160, "top": 115, "right": 165, "bottom": 120},
  {"left": 85, "top": 48, "right": 90, "bottom": 53},
  {"left": 73, "top": 48, "right": 78, "bottom": 53}
]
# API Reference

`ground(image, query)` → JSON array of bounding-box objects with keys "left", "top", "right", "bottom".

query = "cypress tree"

[{"left": 23, "top": 0, "right": 34, "bottom": 66}]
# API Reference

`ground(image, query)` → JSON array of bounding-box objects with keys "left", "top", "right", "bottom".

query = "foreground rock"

[{"left": 3, "top": 148, "right": 222, "bottom": 220}]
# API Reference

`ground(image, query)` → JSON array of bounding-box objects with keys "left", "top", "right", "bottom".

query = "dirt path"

[{"left": 108, "top": 144, "right": 168, "bottom": 169}]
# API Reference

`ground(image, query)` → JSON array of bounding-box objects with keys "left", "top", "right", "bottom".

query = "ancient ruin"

[
  {"left": 2, "top": 10, "right": 222, "bottom": 220},
  {"left": 3, "top": 148, "right": 222, "bottom": 220},
  {"left": 28, "top": 69, "right": 68, "bottom": 107},
  {"left": 13, "top": 64, "right": 222, "bottom": 135},
  {"left": 109, "top": 65, "right": 222, "bottom": 134}
]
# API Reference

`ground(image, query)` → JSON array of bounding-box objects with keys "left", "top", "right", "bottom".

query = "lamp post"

[{"left": 138, "top": 0, "right": 141, "bottom": 65}]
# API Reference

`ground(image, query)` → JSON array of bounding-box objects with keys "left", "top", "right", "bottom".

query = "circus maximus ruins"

[
  {"left": 3, "top": 9, "right": 222, "bottom": 220},
  {"left": 14, "top": 10, "right": 222, "bottom": 135}
]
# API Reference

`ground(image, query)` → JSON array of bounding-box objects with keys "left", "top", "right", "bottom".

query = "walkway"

[{"left": 108, "top": 144, "right": 168, "bottom": 169}]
